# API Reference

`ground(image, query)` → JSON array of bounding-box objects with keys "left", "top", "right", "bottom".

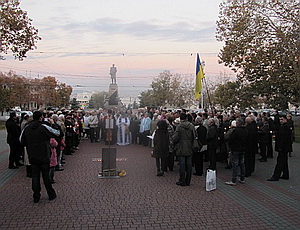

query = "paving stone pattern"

[{"left": 0, "top": 130, "right": 299, "bottom": 230}]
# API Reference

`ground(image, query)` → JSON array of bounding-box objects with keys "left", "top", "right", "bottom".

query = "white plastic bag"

[{"left": 206, "top": 169, "right": 216, "bottom": 191}]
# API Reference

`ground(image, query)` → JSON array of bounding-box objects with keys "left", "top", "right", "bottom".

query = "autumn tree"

[
  {"left": 0, "top": 71, "right": 72, "bottom": 110},
  {"left": 0, "top": 0, "right": 41, "bottom": 60},
  {"left": 0, "top": 71, "right": 30, "bottom": 107},
  {"left": 57, "top": 83, "right": 72, "bottom": 107},
  {"left": 216, "top": 0, "right": 300, "bottom": 110},
  {"left": 0, "top": 84, "right": 11, "bottom": 114}
]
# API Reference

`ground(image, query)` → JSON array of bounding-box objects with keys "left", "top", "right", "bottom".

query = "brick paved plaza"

[{"left": 0, "top": 130, "right": 299, "bottom": 229}]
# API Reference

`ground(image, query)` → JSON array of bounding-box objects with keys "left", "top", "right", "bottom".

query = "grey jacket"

[{"left": 173, "top": 121, "right": 194, "bottom": 157}]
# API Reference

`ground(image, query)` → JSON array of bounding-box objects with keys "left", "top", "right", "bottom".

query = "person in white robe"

[{"left": 116, "top": 113, "right": 130, "bottom": 146}]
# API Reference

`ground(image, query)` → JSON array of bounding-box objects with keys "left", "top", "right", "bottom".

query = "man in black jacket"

[
  {"left": 245, "top": 116, "right": 258, "bottom": 177},
  {"left": 268, "top": 115, "right": 292, "bottom": 181},
  {"left": 6, "top": 112, "right": 23, "bottom": 169},
  {"left": 207, "top": 118, "right": 218, "bottom": 170},
  {"left": 193, "top": 117, "right": 207, "bottom": 176},
  {"left": 20, "top": 111, "right": 60, "bottom": 203},
  {"left": 226, "top": 118, "right": 248, "bottom": 186}
]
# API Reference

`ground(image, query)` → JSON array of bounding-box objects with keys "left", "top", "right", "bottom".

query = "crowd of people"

[{"left": 5, "top": 107, "right": 295, "bottom": 202}]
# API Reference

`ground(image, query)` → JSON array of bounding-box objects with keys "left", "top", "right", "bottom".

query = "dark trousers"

[
  {"left": 267, "top": 134, "right": 273, "bottom": 158},
  {"left": 259, "top": 142, "right": 267, "bottom": 160},
  {"left": 140, "top": 130, "right": 150, "bottom": 146},
  {"left": 9, "top": 143, "right": 21, "bottom": 167},
  {"left": 193, "top": 151, "right": 203, "bottom": 175},
  {"left": 96, "top": 126, "right": 100, "bottom": 141},
  {"left": 245, "top": 150, "right": 255, "bottom": 177},
  {"left": 272, "top": 151, "right": 289, "bottom": 179},
  {"left": 156, "top": 157, "right": 167, "bottom": 173},
  {"left": 131, "top": 132, "right": 138, "bottom": 144},
  {"left": 31, "top": 163, "right": 56, "bottom": 200},
  {"left": 65, "top": 136, "right": 73, "bottom": 155},
  {"left": 208, "top": 147, "right": 216, "bottom": 170},
  {"left": 90, "top": 127, "right": 96, "bottom": 142},
  {"left": 167, "top": 151, "right": 175, "bottom": 171},
  {"left": 178, "top": 156, "right": 192, "bottom": 186}
]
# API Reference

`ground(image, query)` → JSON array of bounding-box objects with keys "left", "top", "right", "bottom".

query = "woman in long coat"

[{"left": 153, "top": 120, "right": 169, "bottom": 176}]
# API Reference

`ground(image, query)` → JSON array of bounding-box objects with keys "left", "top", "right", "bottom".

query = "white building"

[{"left": 76, "top": 92, "right": 92, "bottom": 109}]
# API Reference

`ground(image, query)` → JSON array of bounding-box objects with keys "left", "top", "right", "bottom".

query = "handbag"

[{"left": 206, "top": 169, "right": 216, "bottom": 191}]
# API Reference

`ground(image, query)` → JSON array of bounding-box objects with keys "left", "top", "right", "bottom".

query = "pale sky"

[{"left": 1, "top": 0, "right": 234, "bottom": 99}]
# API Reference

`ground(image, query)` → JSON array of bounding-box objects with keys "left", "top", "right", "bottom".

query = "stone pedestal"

[{"left": 104, "top": 83, "right": 123, "bottom": 108}]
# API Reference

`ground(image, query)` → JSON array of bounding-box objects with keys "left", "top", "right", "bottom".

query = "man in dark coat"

[
  {"left": 20, "top": 111, "right": 60, "bottom": 203},
  {"left": 207, "top": 118, "right": 218, "bottom": 170},
  {"left": 193, "top": 117, "right": 207, "bottom": 176},
  {"left": 268, "top": 115, "right": 292, "bottom": 181},
  {"left": 173, "top": 113, "right": 195, "bottom": 186},
  {"left": 226, "top": 118, "right": 248, "bottom": 185},
  {"left": 6, "top": 112, "right": 23, "bottom": 169},
  {"left": 245, "top": 116, "right": 258, "bottom": 177}
]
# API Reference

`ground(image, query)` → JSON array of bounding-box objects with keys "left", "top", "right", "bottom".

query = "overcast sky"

[{"left": 1, "top": 0, "right": 234, "bottom": 99}]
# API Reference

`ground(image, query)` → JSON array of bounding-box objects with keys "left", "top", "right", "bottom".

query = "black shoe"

[
  {"left": 55, "top": 168, "right": 64, "bottom": 171},
  {"left": 280, "top": 176, "right": 289, "bottom": 180},
  {"left": 51, "top": 180, "right": 56, "bottom": 184},
  {"left": 267, "top": 177, "right": 279, "bottom": 181},
  {"left": 33, "top": 197, "right": 40, "bottom": 203},
  {"left": 156, "top": 172, "right": 164, "bottom": 176},
  {"left": 176, "top": 182, "right": 186, "bottom": 186},
  {"left": 16, "top": 163, "right": 24, "bottom": 166},
  {"left": 8, "top": 166, "right": 19, "bottom": 169},
  {"left": 49, "top": 194, "right": 57, "bottom": 201},
  {"left": 26, "top": 174, "right": 32, "bottom": 178}
]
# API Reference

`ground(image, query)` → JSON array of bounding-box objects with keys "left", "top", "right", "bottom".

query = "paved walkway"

[{"left": 0, "top": 130, "right": 299, "bottom": 230}]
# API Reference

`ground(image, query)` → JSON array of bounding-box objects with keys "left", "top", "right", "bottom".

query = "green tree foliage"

[
  {"left": 216, "top": 0, "right": 300, "bottom": 110},
  {"left": 89, "top": 91, "right": 109, "bottom": 109},
  {"left": 0, "top": 0, "right": 41, "bottom": 60},
  {"left": 139, "top": 89, "right": 154, "bottom": 108},
  {"left": 139, "top": 71, "right": 195, "bottom": 108},
  {"left": 213, "top": 80, "right": 256, "bottom": 110},
  {"left": 70, "top": 98, "right": 79, "bottom": 110}
]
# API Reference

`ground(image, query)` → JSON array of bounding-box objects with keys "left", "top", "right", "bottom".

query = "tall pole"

[{"left": 201, "top": 60, "right": 212, "bottom": 109}]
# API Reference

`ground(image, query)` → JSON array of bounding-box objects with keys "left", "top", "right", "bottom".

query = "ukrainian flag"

[{"left": 195, "top": 53, "right": 205, "bottom": 100}]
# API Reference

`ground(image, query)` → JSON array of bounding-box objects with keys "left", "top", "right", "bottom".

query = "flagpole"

[
  {"left": 201, "top": 60, "right": 212, "bottom": 109},
  {"left": 203, "top": 77, "right": 212, "bottom": 109}
]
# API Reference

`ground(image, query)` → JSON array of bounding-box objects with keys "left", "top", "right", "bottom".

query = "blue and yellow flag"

[{"left": 195, "top": 53, "right": 205, "bottom": 100}]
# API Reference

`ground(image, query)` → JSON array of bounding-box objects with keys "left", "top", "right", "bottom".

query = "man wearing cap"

[{"left": 20, "top": 111, "right": 60, "bottom": 203}]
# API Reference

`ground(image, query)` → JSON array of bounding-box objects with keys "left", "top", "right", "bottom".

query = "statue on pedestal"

[{"left": 110, "top": 64, "right": 117, "bottom": 84}]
